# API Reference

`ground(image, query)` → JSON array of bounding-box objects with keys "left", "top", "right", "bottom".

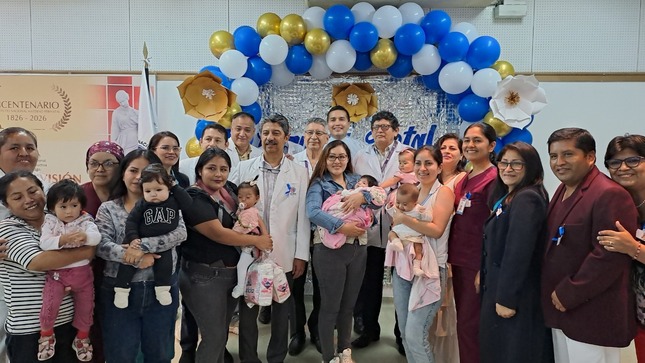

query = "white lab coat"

[
  {"left": 353, "top": 141, "right": 406, "bottom": 248},
  {"left": 226, "top": 138, "right": 262, "bottom": 170},
  {"left": 229, "top": 155, "right": 310, "bottom": 272}
]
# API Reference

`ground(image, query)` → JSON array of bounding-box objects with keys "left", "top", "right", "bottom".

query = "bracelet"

[{"left": 633, "top": 243, "right": 642, "bottom": 260}]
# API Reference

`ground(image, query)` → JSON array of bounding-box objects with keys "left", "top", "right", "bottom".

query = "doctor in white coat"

[
  {"left": 352, "top": 111, "right": 407, "bottom": 349},
  {"left": 229, "top": 114, "right": 310, "bottom": 363},
  {"left": 226, "top": 112, "right": 262, "bottom": 170}
]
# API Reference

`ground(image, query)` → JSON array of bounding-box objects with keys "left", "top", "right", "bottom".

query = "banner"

[{"left": 0, "top": 74, "right": 155, "bottom": 184}]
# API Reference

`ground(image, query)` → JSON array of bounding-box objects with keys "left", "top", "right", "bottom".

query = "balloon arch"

[{"left": 180, "top": 2, "right": 546, "bottom": 157}]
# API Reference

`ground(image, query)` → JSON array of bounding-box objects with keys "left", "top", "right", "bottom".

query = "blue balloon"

[
  {"left": 244, "top": 56, "right": 272, "bottom": 86},
  {"left": 503, "top": 128, "right": 533, "bottom": 145},
  {"left": 466, "top": 36, "right": 501, "bottom": 70},
  {"left": 195, "top": 119, "right": 215, "bottom": 140},
  {"left": 388, "top": 54, "right": 413, "bottom": 78},
  {"left": 458, "top": 94, "right": 489, "bottom": 122},
  {"left": 422, "top": 70, "right": 441, "bottom": 91},
  {"left": 446, "top": 88, "right": 472, "bottom": 104},
  {"left": 349, "top": 22, "right": 379, "bottom": 52},
  {"left": 493, "top": 137, "right": 504, "bottom": 154},
  {"left": 353, "top": 51, "right": 372, "bottom": 71},
  {"left": 438, "top": 32, "right": 469, "bottom": 62},
  {"left": 420, "top": 10, "right": 452, "bottom": 45},
  {"left": 241, "top": 102, "right": 262, "bottom": 124},
  {"left": 323, "top": 4, "right": 355, "bottom": 40},
  {"left": 233, "top": 26, "right": 261, "bottom": 57},
  {"left": 394, "top": 24, "right": 425, "bottom": 56},
  {"left": 285, "top": 45, "right": 313, "bottom": 75},
  {"left": 199, "top": 65, "right": 232, "bottom": 89}
]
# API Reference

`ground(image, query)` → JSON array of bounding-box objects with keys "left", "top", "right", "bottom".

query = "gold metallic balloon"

[
  {"left": 464, "top": 161, "right": 474, "bottom": 173},
  {"left": 304, "top": 28, "right": 331, "bottom": 55},
  {"left": 185, "top": 137, "right": 202, "bottom": 158},
  {"left": 280, "top": 14, "right": 307, "bottom": 46},
  {"left": 491, "top": 60, "right": 515, "bottom": 80},
  {"left": 370, "top": 39, "right": 398, "bottom": 69},
  {"left": 483, "top": 111, "right": 512, "bottom": 137},
  {"left": 218, "top": 103, "right": 242, "bottom": 128},
  {"left": 209, "top": 31, "right": 234, "bottom": 58},
  {"left": 257, "top": 13, "right": 281, "bottom": 38}
]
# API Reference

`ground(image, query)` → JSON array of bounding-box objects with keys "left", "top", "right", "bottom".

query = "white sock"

[
  {"left": 155, "top": 286, "right": 172, "bottom": 306},
  {"left": 233, "top": 251, "right": 254, "bottom": 298},
  {"left": 114, "top": 287, "right": 131, "bottom": 309}
]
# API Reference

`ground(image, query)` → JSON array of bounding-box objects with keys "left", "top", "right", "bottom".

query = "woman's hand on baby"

[
  {"left": 339, "top": 222, "right": 366, "bottom": 237},
  {"left": 254, "top": 234, "right": 273, "bottom": 252},
  {"left": 124, "top": 245, "right": 145, "bottom": 265},
  {"left": 60, "top": 231, "right": 87, "bottom": 248},
  {"left": 341, "top": 193, "right": 365, "bottom": 214},
  {"left": 137, "top": 254, "right": 160, "bottom": 269}
]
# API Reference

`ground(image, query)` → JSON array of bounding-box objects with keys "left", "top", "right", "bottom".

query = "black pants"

[
  {"left": 7, "top": 322, "right": 80, "bottom": 363},
  {"left": 180, "top": 300, "right": 199, "bottom": 353},
  {"left": 115, "top": 249, "right": 172, "bottom": 288},
  {"left": 290, "top": 246, "right": 321, "bottom": 338},
  {"left": 353, "top": 246, "right": 385, "bottom": 338}
]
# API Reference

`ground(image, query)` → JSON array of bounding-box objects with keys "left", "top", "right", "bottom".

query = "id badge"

[
  {"left": 637, "top": 229, "right": 645, "bottom": 241},
  {"left": 456, "top": 197, "right": 468, "bottom": 215}
]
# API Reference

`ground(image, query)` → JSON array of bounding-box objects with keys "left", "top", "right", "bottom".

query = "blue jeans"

[
  {"left": 100, "top": 276, "right": 179, "bottom": 363},
  {"left": 392, "top": 267, "right": 446, "bottom": 363}
]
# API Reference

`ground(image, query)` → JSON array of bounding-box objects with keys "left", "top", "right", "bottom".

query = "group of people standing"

[{"left": 0, "top": 105, "right": 642, "bottom": 363}]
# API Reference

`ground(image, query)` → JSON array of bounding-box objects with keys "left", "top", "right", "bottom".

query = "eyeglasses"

[
  {"left": 88, "top": 160, "right": 119, "bottom": 170},
  {"left": 371, "top": 124, "right": 392, "bottom": 132},
  {"left": 155, "top": 146, "right": 182, "bottom": 152},
  {"left": 498, "top": 160, "right": 526, "bottom": 171},
  {"left": 304, "top": 130, "right": 328, "bottom": 137},
  {"left": 606, "top": 156, "right": 645, "bottom": 170},
  {"left": 327, "top": 154, "right": 348, "bottom": 162}
]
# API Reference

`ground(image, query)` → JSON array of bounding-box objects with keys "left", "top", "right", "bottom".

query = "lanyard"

[
  {"left": 380, "top": 140, "right": 398, "bottom": 174},
  {"left": 492, "top": 193, "right": 508, "bottom": 215}
]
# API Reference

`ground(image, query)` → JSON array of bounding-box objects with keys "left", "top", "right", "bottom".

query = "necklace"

[{"left": 637, "top": 199, "right": 645, "bottom": 208}]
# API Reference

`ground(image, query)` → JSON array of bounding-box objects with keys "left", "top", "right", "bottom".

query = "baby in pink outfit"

[
  {"left": 320, "top": 175, "right": 386, "bottom": 249},
  {"left": 232, "top": 181, "right": 267, "bottom": 298}
]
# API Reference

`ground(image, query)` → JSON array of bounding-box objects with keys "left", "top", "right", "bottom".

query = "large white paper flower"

[{"left": 489, "top": 75, "right": 547, "bottom": 129}]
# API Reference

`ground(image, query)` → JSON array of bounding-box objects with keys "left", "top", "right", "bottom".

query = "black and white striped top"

[{"left": 0, "top": 216, "right": 73, "bottom": 334}]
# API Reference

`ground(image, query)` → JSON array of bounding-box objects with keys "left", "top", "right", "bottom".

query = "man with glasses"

[
  {"left": 230, "top": 114, "right": 310, "bottom": 363},
  {"left": 327, "top": 105, "right": 364, "bottom": 158},
  {"left": 351, "top": 111, "right": 406, "bottom": 349},
  {"left": 542, "top": 128, "right": 637, "bottom": 363},
  {"left": 289, "top": 118, "right": 329, "bottom": 355},
  {"left": 180, "top": 123, "right": 229, "bottom": 185},
  {"left": 227, "top": 112, "right": 263, "bottom": 170}
]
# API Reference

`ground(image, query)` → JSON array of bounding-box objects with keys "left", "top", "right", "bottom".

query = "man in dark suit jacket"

[{"left": 542, "top": 128, "right": 638, "bottom": 363}]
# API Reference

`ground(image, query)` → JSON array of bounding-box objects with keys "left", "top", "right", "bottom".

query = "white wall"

[{"left": 2, "top": 0, "right": 645, "bottom": 73}]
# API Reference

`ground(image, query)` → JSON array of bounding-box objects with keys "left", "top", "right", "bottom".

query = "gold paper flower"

[
  {"left": 331, "top": 83, "right": 378, "bottom": 122},
  {"left": 177, "top": 70, "right": 237, "bottom": 122}
]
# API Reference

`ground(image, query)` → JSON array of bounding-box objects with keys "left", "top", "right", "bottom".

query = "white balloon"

[
  {"left": 412, "top": 44, "right": 441, "bottom": 75},
  {"left": 471, "top": 68, "right": 502, "bottom": 98},
  {"left": 372, "top": 5, "right": 402, "bottom": 39},
  {"left": 351, "top": 2, "right": 376, "bottom": 23},
  {"left": 309, "top": 55, "right": 333, "bottom": 79},
  {"left": 270, "top": 63, "right": 294, "bottom": 87},
  {"left": 451, "top": 22, "right": 479, "bottom": 44},
  {"left": 231, "top": 77, "right": 259, "bottom": 106},
  {"left": 259, "top": 35, "right": 288, "bottom": 65},
  {"left": 219, "top": 50, "right": 247, "bottom": 79},
  {"left": 399, "top": 2, "right": 424, "bottom": 24},
  {"left": 303, "top": 6, "right": 325, "bottom": 31},
  {"left": 325, "top": 40, "right": 356, "bottom": 74},
  {"left": 439, "top": 61, "right": 473, "bottom": 95}
]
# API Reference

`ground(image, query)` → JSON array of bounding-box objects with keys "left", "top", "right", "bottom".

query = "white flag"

[{"left": 137, "top": 67, "right": 157, "bottom": 149}]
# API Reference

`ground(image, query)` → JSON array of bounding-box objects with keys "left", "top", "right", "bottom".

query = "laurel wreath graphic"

[{"left": 51, "top": 85, "right": 71, "bottom": 131}]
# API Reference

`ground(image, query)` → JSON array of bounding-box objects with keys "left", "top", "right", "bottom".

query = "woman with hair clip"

[
  {"left": 447, "top": 122, "right": 498, "bottom": 363},
  {"left": 478, "top": 141, "right": 551, "bottom": 363},
  {"left": 597, "top": 134, "right": 645, "bottom": 361}
]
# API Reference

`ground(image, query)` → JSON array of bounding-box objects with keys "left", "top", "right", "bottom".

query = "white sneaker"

[
  {"left": 114, "top": 287, "right": 131, "bottom": 309},
  {"left": 155, "top": 286, "right": 172, "bottom": 306},
  {"left": 340, "top": 348, "right": 354, "bottom": 363}
]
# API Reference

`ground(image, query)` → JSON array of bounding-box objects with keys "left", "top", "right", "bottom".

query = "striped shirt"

[{"left": 0, "top": 216, "right": 74, "bottom": 334}]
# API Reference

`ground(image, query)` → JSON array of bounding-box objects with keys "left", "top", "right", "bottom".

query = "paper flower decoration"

[
  {"left": 177, "top": 70, "right": 237, "bottom": 122},
  {"left": 332, "top": 83, "right": 378, "bottom": 122},
  {"left": 489, "top": 75, "right": 547, "bottom": 129}
]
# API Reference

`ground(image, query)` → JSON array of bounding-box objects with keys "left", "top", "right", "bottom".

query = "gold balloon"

[
  {"left": 491, "top": 60, "right": 515, "bottom": 80},
  {"left": 280, "top": 14, "right": 307, "bottom": 46},
  {"left": 185, "top": 137, "right": 202, "bottom": 158},
  {"left": 209, "top": 30, "right": 234, "bottom": 58},
  {"left": 464, "top": 161, "right": 474, "bottom": 173},
  {"left": 370, "top": 39, "right": 398, "bottom": 69},
  {"left": 483, "top": 111, "right": 512, "bottom": 137},
  {"left": 218, "top": 103, "right": 242, "bottom": 128},
  {"left": 304, "top": 28, "right": 331, "bottom": 55},
  {"left": 257, "top": 13, "right": 281, "bottom": 38}
]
